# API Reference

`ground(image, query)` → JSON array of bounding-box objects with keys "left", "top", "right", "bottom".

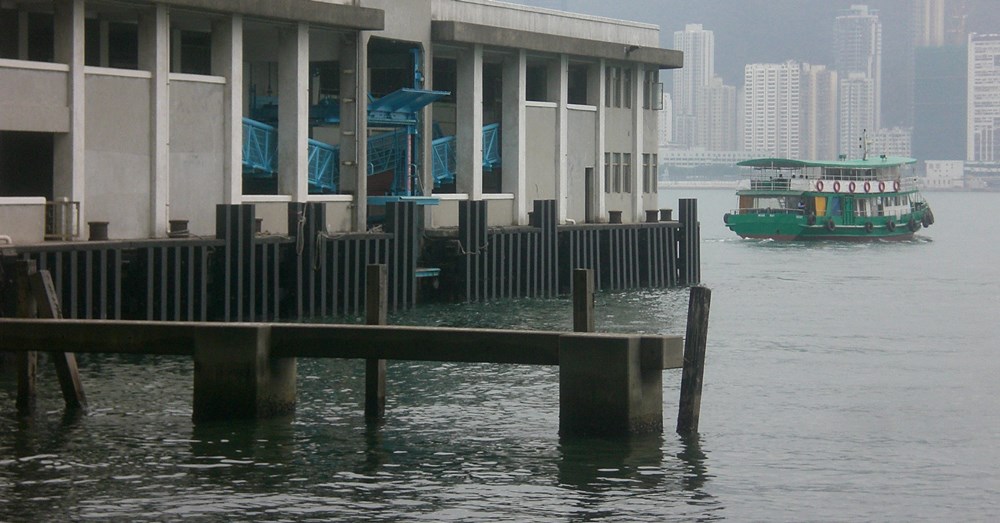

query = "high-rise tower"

[
  {"left": 743, "top": 61, "right": 800, "bottom": 158},
  {"left": 968, "top": 33, "right": 1000, "bottom": 162},
  {"left": 834, "top": 5, "right": 882, "bottom": 147},
  {"left": 672, "top": 24, "right": 714, "bottom": 148}
]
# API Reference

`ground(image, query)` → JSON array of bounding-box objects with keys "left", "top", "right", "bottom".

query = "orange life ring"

[
  {"left": 816, "top": 180, "right": 824, "bottom": 191},
  {"left": 878, "top": 181, "right": 886, "bottom": 192},
  {"left": 848, "top": 181, "right": 856, "bottom": 193},
  {"left": 864, "top": 181, "right": 871, "bottom": 193},
  {"left": 833, "top": 181, "right": 841, "bottom": 193},
  {"left": 893, "top": 180, "right": 900, "bottom": 191}
]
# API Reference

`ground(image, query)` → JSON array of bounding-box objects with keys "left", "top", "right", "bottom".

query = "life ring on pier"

[
  {"left": 893, "top": 180, "right": 900, "bottom": 191},
  {"left": 833, "top": 181, "right": 841, "bottom": 193},
  {"left": 848, "top": 181, "right": 856, "bottom": 193},
  {"left": 864, "top": 181, "right": 871, "bottom": 193},
  {"left": 886, "top": 220, "right": 896, "bottom": 232},
  {"left": 826, "top": 219, "right": 836, "bottom": 231},
  {"left": 816, "top": 180, "right": 825, "bottom": 191},
  {"left": 878, "top": 181, "right": 886, "bottom": 192},
  {"left": 864, "top": 221, "right": 874, "bottom": 233}
]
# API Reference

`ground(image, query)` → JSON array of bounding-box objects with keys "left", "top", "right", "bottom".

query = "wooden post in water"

[
  {"left": 30, "top": 270, "right": 87, "bottom": 411},
  {"left": 573, "top": 268, "right": 594, "bottom": 333},
  {"left": 677, "top": 285, "right": 711, "bottom": 434},
  {"left": 13, "top": 260, "right": 37, "bottom": 417},
  {"left": 365, "top": 264, "right": 388, "bottom": 420}
]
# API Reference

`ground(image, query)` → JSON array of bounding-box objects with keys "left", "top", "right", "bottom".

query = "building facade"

[
  {"left": 671, "top": 23, "right": 713, "bottom": 149},
  {"left": 834, "top": 4, "right": 882, "bottom": 147},
  {"left": 800, "top": 63, "right": 838, "bottom": 160},
  {"left": 0, "top": 0, "right": 681, "bottom": 245},
  {"left": 743, "top": 61, "right": 800, "bottom": 158},
  {"left": 839, "top": 72, "right": 876, "bottom": 158},
  {"left": 967, "top": 33, "right": 1000, "bottom": 162}
]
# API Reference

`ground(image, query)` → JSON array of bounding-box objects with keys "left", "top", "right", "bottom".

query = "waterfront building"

[
  {"left": 671, "top": 23, "right": 714, "bottom": 149},
  {"left": 800, "top": 63, "right": 838, "bottom": 161},
  {"left": 742, "top": 61, "right": 800, "bottom": 158},
  {"left": 696, "top": 76, "right": 738, "bottom": 152},
  {"left": 0, "top": 0, "right": 681, "bottom": 245},
  {"left": 967, "top": 33, "right": 1000, "bottom": 162},
  {"left": 839, "top": 72, "right": 876, "bottom": 159},
  {"left": 834, "top": 4, "right": 882, "bottom": 134},
  {"left": 923, "top": 160, "right": 964, "bottom": 189},
  {"left": 872, "top": 126, "right": 913, "bottom": 158}
]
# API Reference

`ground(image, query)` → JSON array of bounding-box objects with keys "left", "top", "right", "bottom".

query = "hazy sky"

[{"left": 508, "top": 0, "right": 999, "bottom": 86}]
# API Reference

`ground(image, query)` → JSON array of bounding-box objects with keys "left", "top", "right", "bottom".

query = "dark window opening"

[
  {"left": 0, "top": 131, "right": 54, "bottom": 199},
  {"left": 177, "top": 30, "right": 212, "bottom": 75},
  {"left": 107, "top": 22, "right": 138, "bottom": 70},
  {"left": 568, "top": 64, "right": 589, "bottom": 105},
  {"left": 526, "top": 64, "right": 547, "bottom": 102}
]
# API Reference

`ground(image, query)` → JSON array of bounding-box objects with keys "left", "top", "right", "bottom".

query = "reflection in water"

[{"left": 677, "top": 433, "right": 713, "bottom": 501}]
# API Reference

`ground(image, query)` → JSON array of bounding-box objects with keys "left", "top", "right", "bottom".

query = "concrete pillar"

[
  {"left": 212, "top": 15, "right": 244, "bottom": 205},
  {"left": 139, "top": 4, "right": 170, "bottom": 237},
  {"left": 631, "top": 64, "right": 644, "bottom": 222},
  {"left": 456, "top": 44, "right": 483, "bottom": 199},
  {"left": 278, "top": 23, "right": 309, "bottom": 202},
  {"left": 193, "top": 325, "right": 296, "bottom": 421},
  {"left": 548, "top": 55, "right": 569, "bottom": 223},
  {"left": 591, "top": 60, "right": 607, "bottom": 223},
  {"left": 502, "top": 50, "right": 527, "bottom": 224},
  {"left": 52, "top": 0, "right": 86, "bottom": 232},
  {"left": 559, "top": 334, "right": 663, "bottom": 438},
  {"left": 339, "top": 32, "right": 369, "bottom": 231}
]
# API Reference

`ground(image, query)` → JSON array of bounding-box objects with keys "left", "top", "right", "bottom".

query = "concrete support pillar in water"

[
  {"left": 558, "top": 334, "right": 664, "bottom": 437},
  {"left": 193, "top": 325, "right": 296, "bottom": 422}
]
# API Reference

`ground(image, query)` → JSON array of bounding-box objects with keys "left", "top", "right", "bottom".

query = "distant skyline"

[{"left": 507, "top": 0, "right": 999, "bottom": 85}]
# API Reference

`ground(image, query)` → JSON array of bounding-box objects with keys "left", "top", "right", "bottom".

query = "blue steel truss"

[{"left": 431, "top": 123, "right": 502, "bottom": 188}]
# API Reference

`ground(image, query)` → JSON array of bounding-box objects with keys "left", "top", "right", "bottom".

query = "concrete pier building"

[{"left": 0, "top": 0, "right": 681, "bottom": 243}]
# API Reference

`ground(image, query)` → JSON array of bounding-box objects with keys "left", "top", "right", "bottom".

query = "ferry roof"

[{"left": 737, "top": 157, "right": 917, "bottom": 169}]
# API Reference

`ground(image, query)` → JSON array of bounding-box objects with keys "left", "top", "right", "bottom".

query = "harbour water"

[{"left": 2, "top": 189, "right": 999, "bottom": 521}]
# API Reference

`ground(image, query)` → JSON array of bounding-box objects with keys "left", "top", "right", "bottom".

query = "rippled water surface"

[{"left": 2, "top": 190, "right": 999, "bottom": 521}]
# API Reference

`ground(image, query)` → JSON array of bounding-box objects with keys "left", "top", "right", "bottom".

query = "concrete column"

[
  {"left": 631, "top": 64, "right": 644, "bottom": 222},
  {"left": 339, "top": 32, "right": 369, "bottom": 231},
  {"left": 418, "top": 44, "right": 434, "bottom": 198},
  {"left": 502, "top": 50, "right": 527, "bottom": 224},
  {"left": 591, "top": 60, "right": 607, "bottom": 222},
  {"left": 52, "top": 0, "right": 85, "bottom": 231},
  {"left": 456, "top": 44, "right": 483, "bottom": 199},
  {"left": 548, "top": 55, "right": 569, "bottom": 222},
  {"left": 278, "top": 23, "right": 309, "bottom": 202},
  {"left": 193, "top": 325, "right": 296, "bottom": 421},
  {"left": 559, "top": 334, "right": 663, "bottom": 438},
  {"left": 212, "top": 15, "right": 244, "bottom": 205},
  {"left": 139, "top": 4, "right": 171, "bottom": 237}
]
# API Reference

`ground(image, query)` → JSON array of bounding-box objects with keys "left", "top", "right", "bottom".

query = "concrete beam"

[
  {"left": 432, "top": 21, "right": 682, "bottom": 69},
  {"left": 161, "top": 0, "right": 384, "bottom": 31}
]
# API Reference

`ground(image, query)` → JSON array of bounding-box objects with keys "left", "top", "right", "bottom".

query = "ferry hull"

[{"left": 724, "top": 212, "right": 925, "bottom": 241}]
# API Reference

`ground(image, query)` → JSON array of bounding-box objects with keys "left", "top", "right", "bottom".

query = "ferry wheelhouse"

[{"left": 723, "top": 156, "right": 935, "bottom": 241}]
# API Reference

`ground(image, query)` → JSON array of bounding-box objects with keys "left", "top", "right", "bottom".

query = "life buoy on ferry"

[
  {"left": 878, "top": 181, "right": 886, "bottom": 192},
  {"left": 833, "top": 181, "right": 841, "bottom": 193},
  {"left": 864, "top": 181, "right": 871, "bottom": 193},
  {"left": 816, "top": 180, "right": 825, "bottom": 191},
  {"left": 893, "top": 180, "right": 900, "bottom": 191},
  {"left": 848, "top": 181, "right": 856, "bottom": 193}
]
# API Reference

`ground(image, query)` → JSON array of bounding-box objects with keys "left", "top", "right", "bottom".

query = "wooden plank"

[{"left": 30, "top": 270, "right": 87, "bottom": 411}]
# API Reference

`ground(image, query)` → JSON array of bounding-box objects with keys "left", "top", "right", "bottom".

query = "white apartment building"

[
  {"left": 967, "top": 33, "right": 1000, "bottom": 162},
  {"left": 743, "top": 61, "right": 800, "bottom": 158}
]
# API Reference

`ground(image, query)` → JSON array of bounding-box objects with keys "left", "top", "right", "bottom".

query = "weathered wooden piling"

[
  {"left": 572, "top": 268, "right": 595, "bottom": 333},
  {"left": 677, "top": 286, "right": 711, "bottom": 434},
  {"left": 365, "top": 264, "right": 388, "bottom": 420},
  {"left": 192, "top": 325, "right": 296, "bottom": 422},
  {"left": 29, "top": 270, "right": 87, "bottom": 411},
  {"left": 13, "top": 260, "right": 37, "bottom": 417}
]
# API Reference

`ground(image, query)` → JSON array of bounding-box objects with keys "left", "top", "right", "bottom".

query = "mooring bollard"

[
  {"left": 677, "top": 286, "right": 711, "bottom": 434},
  {"left": 365, "top": 264, "right": 388, "bottom": 421}
]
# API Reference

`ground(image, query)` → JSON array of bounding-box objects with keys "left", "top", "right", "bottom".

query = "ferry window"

[
  {"left": 623, "top": 153, "right": 632, "bottom": 193},
  {"left": 604, "top": 153, "right": 611, "bottom": 193}
]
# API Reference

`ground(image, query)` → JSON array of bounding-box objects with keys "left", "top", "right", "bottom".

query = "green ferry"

[{"left": 723, "top": 155, "right": 935, "bottom": 241}]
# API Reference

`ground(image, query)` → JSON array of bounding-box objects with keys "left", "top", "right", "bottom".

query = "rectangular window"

[
  {"left": 612, "top": 152, "right": 621, "bottom": 193},
  {"left": 604, "top": 152, "right": 612, "bottom": 193},
  {"left": 652, "top": 154, "right": 659, "bottom": 193},
  {"left": 642, "top": 153, "right": 650, "bottom": 193},
  {"left": 623, "top": 153, "right": 632, "bottom": 192},
  {"left": 623, "top": 69, "right": 632, "bottom": 109}
]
